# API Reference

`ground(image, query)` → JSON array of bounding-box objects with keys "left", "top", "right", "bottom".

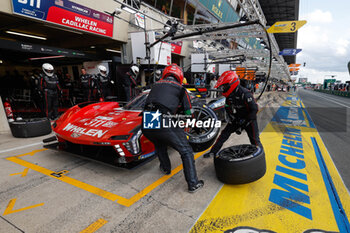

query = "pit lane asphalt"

[
  {"left": 0, "top": 92, "right": 285, "bottom": 233},
  {"left": 297, "top": 88, "right": 350, "bottom": 190}
]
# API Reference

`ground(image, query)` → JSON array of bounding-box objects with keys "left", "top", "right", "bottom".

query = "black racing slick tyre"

[
  {"left": 9, "top": 118, "right": 52, "bottom": 138},
  {"left": 214, "top": 144, "right": 266, "bottom": 184},
  {"left": 185, "top": 104, "right": 220, "bottom": 152}
]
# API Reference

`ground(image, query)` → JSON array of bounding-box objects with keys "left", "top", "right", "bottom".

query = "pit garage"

[{"left": 0, "top": 7, "right": 125, "bottom": 118}]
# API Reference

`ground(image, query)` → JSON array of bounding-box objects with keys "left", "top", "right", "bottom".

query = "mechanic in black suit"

[
  {"left": 80, "top": 67, "right": 93, "bottom": 102},
  {"left": 40, "top": 63, "right": 62, "bottom": 120},
  {"left": 204, "top": 70, "right": 262, "bottom": 158},
  {"left": 30, "top": 69, "right": 44, "bottom": 115},
  {"left": 122, "top": 65, "right": 139, "bottom": 102},
  {"left": 142, "top": 64, "right": 204, "bottom": 193},
  {"left": 95, "top": 65, "right": 112, "bottom": 100}
]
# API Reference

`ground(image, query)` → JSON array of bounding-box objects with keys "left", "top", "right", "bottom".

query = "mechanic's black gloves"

[
  {"left": 234, "top": 118, "right": 251, "bottom": 135},
  {"left": 235, "top": 118, "right": 246, "bottom": 127}
]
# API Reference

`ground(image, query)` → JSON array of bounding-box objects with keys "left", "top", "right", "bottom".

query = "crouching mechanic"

[
  {"left": 142, "top": 64, "right": 204, "bottom": 193},
  {"left": 204, "top": 71, "right": 263, "bottom": 158}
]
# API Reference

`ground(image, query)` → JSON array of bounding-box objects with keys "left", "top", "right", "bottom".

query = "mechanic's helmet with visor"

[
  {"left": 154, "top": 69, "right": 162, "bottom": 81},
  {"left": 155, "top": 69, "right": 162, "bottom": 77},
  {"left": 131, "top": 65, "right": 139, "bottom": 76},
  {"left": 215, "top": 71, "right": 240, "bottom": 97},
  {"left": 42, "top": 63, "right": 54, "bottom": 77},
  {"left": 98, "top": 65, "right": 107, "bottom": 77},
  {"left": 161, "top": 64, "right": 184, "bottom": 84}
]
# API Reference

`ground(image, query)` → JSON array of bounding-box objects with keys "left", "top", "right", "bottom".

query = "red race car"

[{"left": 44, "top": 90, "right": 222, "bottom": 166}]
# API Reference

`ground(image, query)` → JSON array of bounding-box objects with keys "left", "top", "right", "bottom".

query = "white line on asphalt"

[
  {"left": 300, "top": 91, "right": 350, "bottom": 195},
  {"left": 311, "top": 91, "right": 350, "bottom": 107},
  {"left": 305, "top": 90, "right": 350, "bottom": 108},
  {"left": 0, "top": 142, "right": 43, "bottom": 154}
]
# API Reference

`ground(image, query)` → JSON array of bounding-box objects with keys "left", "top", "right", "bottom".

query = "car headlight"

[
  {"left": 123, "top": 129, "right": 142, "bottom": 155},
  {"left": 114, "top": 144, "right": 125, "bottom": 156}
]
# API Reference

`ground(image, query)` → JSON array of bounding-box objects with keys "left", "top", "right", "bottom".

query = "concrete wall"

[
  {"left": 125, "top": 3, "right": 194, "bottom": 65},
  {"left": 0, "top": 0, "right": 12, "bottom": 13},
  {"left": 72, "top": 0, "right": 129, "bottom": 42}
]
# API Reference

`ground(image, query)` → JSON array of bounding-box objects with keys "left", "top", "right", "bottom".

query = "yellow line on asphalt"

[
  {"left": 6, "top": 156, "right": 130, "bottom": 205},
  {"left": 7, "top": 149, "right": 208, "bottom": 207},
  {"left": 3, "top": 198, "right": 44, "bottom": 216},
  {"left": 14, "top": 148, "right": 47, "bottom": 158},
  {"left": 10, "top": 168, "right": 29, "bottom": 177},
  {"left": 80, "top": 219, "right": 108, "bottom": 233}
]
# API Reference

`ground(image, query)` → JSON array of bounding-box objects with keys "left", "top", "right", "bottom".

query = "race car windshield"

[
  {"left": 123, "top": 93, "right": 148, "bottom": 110},
  {"left": 123, "top": 90, "right": 194, "bottom": 111}
]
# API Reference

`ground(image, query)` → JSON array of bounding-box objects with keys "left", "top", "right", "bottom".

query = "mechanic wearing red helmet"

[
  {"left": 204, "top": 70, "right": 263, "bottom": 158},
  {"left": 142, "top": 64, "right": 204, "bottom": 193}
]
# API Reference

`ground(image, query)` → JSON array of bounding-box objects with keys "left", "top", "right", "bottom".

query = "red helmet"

[
  {"left": 161, "top": 64, "right": 184, "bottom": 84},
  {"left": 215, "top": 71, "right": 240, "bottom": 97}
]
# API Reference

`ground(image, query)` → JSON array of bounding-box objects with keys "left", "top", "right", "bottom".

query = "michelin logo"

[{"left": 143, "top": 110, "right": 162, "bottom": 129}]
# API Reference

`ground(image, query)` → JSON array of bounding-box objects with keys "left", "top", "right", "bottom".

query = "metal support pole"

[
  {"left": 143, "top": 14, "right": 151, "bottom": 86},
  {"left": 192, "top": 6, "right": 198, "bottom": 25},
  {"left": 171, "top": 20, "right": 260, "bottom": 40},
  {"left": 169, "top": 0, "right": 174, "bottom": 16},
  {"left": 204, "top": 49, "right": 207, "bottom": 80}
]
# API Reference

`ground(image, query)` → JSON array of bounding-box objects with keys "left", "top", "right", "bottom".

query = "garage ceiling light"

[
  {"left": 121, "top": 0, "right": 140, "bottom": 14},
  {"left": 106, "top": 49, "right": 121, "bottom": 53},
  {"left": 29, "top": 55, "right": 65, "bottom": 61},
  {"left": 121, "top": 5, "right": 136, "bottom": 14},
  {"left": 6, "top": 31, "right": 47, "bottom": 40}
]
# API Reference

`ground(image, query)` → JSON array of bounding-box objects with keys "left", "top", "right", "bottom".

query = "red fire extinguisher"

[{"left": 3, "top": 98, "right": 14, "bottom": 121}]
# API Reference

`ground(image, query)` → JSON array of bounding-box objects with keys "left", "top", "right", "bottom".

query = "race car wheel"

[
  {"left": 214, "top": 144, "right": 266, "bottom": 184},
  {"left": 185, "top": 104, "right": 220, "bottom": 152},
  {"left": 9, "top": 118, "right": 52, "bottom": 138}
]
